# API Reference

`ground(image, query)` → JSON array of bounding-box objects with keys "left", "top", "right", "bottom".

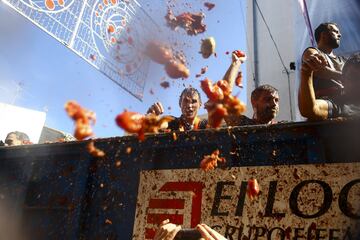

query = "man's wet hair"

[
  {"left": 343, "top": 53, "right": 360, "bottom": 78},
  {"left": 6, "top": 131, "right": 30, "bottom": 142},
  {"left": 179, "top": 87, "right": 202, "bottom": 107},
  {"left": 251, "top": 84, "right": 278, "bottom": 102},
  {"left": 314, "top": 22, "right": 338, "bottom": 43}
]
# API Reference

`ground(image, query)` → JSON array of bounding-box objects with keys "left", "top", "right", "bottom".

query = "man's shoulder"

[
  {"left": 302, "top": 47, "right": 320, "bottom": 55},
  {"left": 302, "top": 47, "right": 323, "bottom": 62}
]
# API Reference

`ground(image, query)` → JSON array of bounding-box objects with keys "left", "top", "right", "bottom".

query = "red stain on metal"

[
  {"left": 148, "top": 199, "right": 185, "bottom": 209},
  {"left": 144, "top": 228, "right": 156, "bottom": 239},
  {"left": 247, "top": 178, "right": 260, "bottom": 200},
  {"left": 159, "top": 182, "right": 204, "bottom": 228}
]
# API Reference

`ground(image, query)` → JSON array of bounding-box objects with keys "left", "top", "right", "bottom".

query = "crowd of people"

[{"left": 147, "top": 51, "right": 281, "bottom": 132}]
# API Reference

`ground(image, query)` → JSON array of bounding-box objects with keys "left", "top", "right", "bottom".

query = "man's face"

[
  {"left": 325, "top": 24, "right": 341, "bottom": 49},
  {"left": 5, "top": 133, "right": 22, "bottom": 146},
  {"left": 344, "top": 66, "right": 360, "bottom": 102},
  {"left": 253, "top": 91, "right": 279, "bottom": 123},
  {"left": 180, "top": 93, "right": 201, "bottom": 120}
]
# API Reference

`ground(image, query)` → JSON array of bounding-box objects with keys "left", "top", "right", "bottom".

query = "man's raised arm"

[{"left": 222, "top": 52, "right": 246, "bottom": 92}]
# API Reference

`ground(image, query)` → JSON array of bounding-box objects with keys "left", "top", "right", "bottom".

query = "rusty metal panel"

[
  {"left": 134, "top": 163, "right": 360, "bottom": 239},
  {"left": 0, "top": 119, "right": 359, "bottom": 239}
]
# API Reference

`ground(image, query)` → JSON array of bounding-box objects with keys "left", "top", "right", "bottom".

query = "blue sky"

[{"left": 0, "top": 0, "right": 247, "bottom": 138}]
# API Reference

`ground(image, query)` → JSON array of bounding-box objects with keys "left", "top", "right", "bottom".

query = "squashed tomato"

[
  {"left": 74, "top": 122, "right": 93, "bottom": 141},
  {"left": 200, "top": 149, "right": 226, "bottom": 171},
  {"left": 201, "top": 78, "right": 246, "bottom": 128},
  {"left": 165, "top": 9, "right": 206, "bottom": 36},
  {"left": 216, "top": 80, "right": 231, "bottom": 96},
  {"left": 247, "top": 178, "right": 260, "bottom": 200},
  {"left": 226, "top": 95, "right": 246, "bottom": 116},
  {"left": 65, "top": 101, "right": 105, "bottom": 156},
  {"left": 87, "top": 140, "right": 105, "bottom": 157},
  {"left": 233, "top": 50, "right": 246, "bottom": 58},
  {"left": 204, "top": 2, "right": 215, "bottom": 11},
  {"left": 165, "top": 60, "right": 190, "bottom": 79},
  {"left": 235, "top": 72, "right": 243, "bottom": 87},
  {"left": 207, "top": 104, "right": 227, "bottom": 128},
  {"left": 200, "top": 51, "right": 246, "bottom": 129},
  {"left": 115, "top": 111, "right": 144, "bottom": 133},
  {"left": 201, "top": 78, "right": 224, "bottom": 102},
  {"left": 65, "top": 101, "right": 96, "bottom": 140},
  {"left": 145, "top": 41, "right": 173, "bottom": 65},
  {"left": 115, "top": 111, "right": 174, "bottom": 141}
]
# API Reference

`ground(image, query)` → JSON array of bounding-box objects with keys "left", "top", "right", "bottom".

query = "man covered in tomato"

[
  {"left": 222, "top": 52, "right": 280, "bottom": 126},
  {"left": 147, "top": 87, "right": 207, "bottom": 131}
]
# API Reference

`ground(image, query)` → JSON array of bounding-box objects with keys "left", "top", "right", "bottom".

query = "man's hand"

[
  {"left": 302, "top": 53, "right": 327, "bottom": 73},
  {"left": 232, "top": 52, "right": 246, "bottom": 65},
  {"left": 154, "top": 219, "right": 181, "bottom": 240},
  {"left": 147, "top": 102, "right": 164, "bottom": 115},
  {"left": 197, "top": 224, "right": 227, "bottom": 240}
]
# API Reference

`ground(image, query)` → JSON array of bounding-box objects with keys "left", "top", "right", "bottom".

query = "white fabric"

[{"left": 0, "top": 103, "right": 46, "bottom": 143}]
